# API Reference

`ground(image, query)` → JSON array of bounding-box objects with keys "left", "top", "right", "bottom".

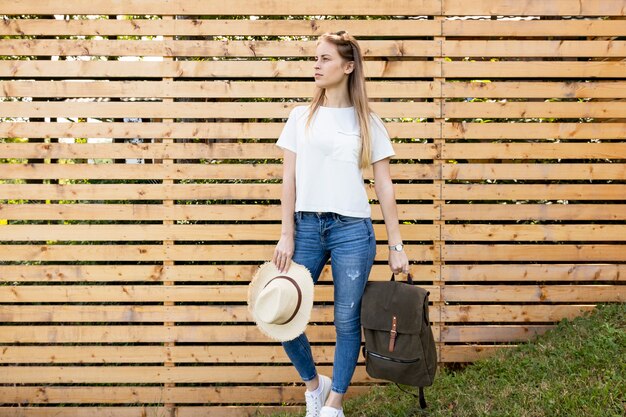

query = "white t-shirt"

[{"left": 275, "top": 105, "right": 395, "bottom": 218}]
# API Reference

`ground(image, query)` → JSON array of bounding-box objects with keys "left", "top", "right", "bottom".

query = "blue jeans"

[{"left": 281, "top": 211, "right": 377, "bottom": 394}]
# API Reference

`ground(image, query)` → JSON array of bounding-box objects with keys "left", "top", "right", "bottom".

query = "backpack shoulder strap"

[{"left": 395, "top": 384, "right": 427, "bottom": 409}]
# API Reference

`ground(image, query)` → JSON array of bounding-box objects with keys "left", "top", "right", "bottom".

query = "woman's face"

[{"left": 313, "top": 40, "right": 354, "bottom": 89}]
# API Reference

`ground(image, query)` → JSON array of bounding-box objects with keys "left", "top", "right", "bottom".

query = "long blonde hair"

[{"left": 306, "top": 31, "right": 376, "bottom": 169}]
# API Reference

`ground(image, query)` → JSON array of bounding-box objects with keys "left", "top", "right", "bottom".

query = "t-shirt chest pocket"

[{"left": 333, "top": 130, "right": 361, "bottom": 163}]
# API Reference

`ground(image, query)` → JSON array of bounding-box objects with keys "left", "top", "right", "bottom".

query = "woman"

[{"left": 272, "top": 30, "right": 410, "bottom": 417}]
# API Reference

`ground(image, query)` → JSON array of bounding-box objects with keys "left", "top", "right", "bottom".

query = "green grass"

[{"left": 268, "top": 303, "right": 626, "bottom": 417}]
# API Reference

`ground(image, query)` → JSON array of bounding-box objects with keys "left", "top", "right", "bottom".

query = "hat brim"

[{"left": 247, "top": 261, "right": 314, "bottom": 342}]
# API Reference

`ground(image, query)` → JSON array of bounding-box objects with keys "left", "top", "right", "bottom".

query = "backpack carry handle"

[{"left": 390, "top": 272, "right": 413, "bottom": 284}]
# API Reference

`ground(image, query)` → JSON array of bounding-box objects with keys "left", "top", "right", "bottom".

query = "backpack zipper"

[{"left": 366, "top": 350, "right": 421, "bottom": 364}]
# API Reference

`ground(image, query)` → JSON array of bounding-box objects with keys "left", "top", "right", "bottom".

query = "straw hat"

[{"left": 248, "top": 261, "right": 314, "bottom": 342}]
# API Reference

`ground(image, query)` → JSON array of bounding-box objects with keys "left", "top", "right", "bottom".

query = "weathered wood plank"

[
  {"left": 0, "top": 163, "right": 439, "bottom": 181},
  {"left": 442, "top": 304, "right": 597, "bottom": 322},
  {"left": 3, "top": 0, "right": 440, "bottom": 15},
  {"left": 443, "top": 184, "right": 626, "bottom": 200},
  {"left": 0, "top": 223, "right": 436, "bottom": 241},
  {"left": 443, "top": 285, "right": 625, "bottom": 302},
  {"left": 442, "top": 224, "right": 626, "bottom": 241},
  {"left": 0, "top": 183, "right": 438, "bottom": 200},
  {"left": 443, "top": 245, "right": 626, "bottom": 261},
  {"left": 0, "top": 101, "right": 440, "bottom": 118},
  {"left": 0, "top": 203, "right": 439, "bottom": 221},
  {"left": 0, "top": 264, "right": 439, "bottom": 282},
  {"left": 0, "top": 142, "right": 436, "bottom": 159},
  {"left": 0, "top": 284, "right": 441, "bottom": 303},
  {"left": 0, "top": 244, "right": 436, "bottom": 262},
  {"left": 443, "top": 164, "right": 626, "bottom": 180},
  {"left": 442, "top": 264, "right": 626, "bottom": 282},
  {"left": 0, "top": 385, "right": 371, "bottom": 403},
  {"left": 0, "top": 60, "right": 441, "bottom": 78},
  {"left": 442, "top": 204, "right": 626, "bottom": 221}
]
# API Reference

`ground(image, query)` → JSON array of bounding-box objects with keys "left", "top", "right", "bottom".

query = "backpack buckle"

[{"left": 389, "top": 316, "right": 398, "bottom": 352}]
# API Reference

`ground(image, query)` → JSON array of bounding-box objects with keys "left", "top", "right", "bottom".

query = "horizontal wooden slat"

[
  {"left": 2, "top": 122, "right": 623, "bottom": 140},
  {"left": 0, "top": 305, "right": 278, "bottom": 324},
  {"left": 0, "top": 303, "right": 595, "bottom": 324},
  {"left": 3, "top": 19, "right": 623, "bottom": 38},
  {"left": 0, "top": 304, "right": 441, "bottom": 324},
  {"left": 0, "top": 143, "right": 436, "bottom": 159},
  {"left": 0, "top": 284, "right": 441, "bottom": 303},
  {"left": 443, "top": 19, "right": 626, "bottom": 36},
  {"left": 5, "top": 406, "right": 311, "bottom": 417},
  {"left": 0, "top": 60, "right": 440, "bottom": 78},
  {"left": 0, "top": 18, "right": 439, "bottom": 37},
  {"left": 5, "top": 223, "right": 625, "bottom": 242},
  {"left": 442, "top": 224, "right": 626, "bottom": 241},
  {"left": 4, "top": 101, "right": 623, "bottom": 119},
  {"left": 0, "top": 224, "right": 436, "bottom": 241},
  {"left": 442, "top": 40, "right": 626, "bottom": 57},
  {"left": 0, "top": 183, "right": 437, "bottom": 200},
  {"left": 443, "top": 122, "right": 626, "bottom": 140},
  {"left": 442, "top": 61, "right": 626, "bottom": 78},
  {"left": 0, "top": 244, "right": 436, "bottom": 262},
  {"left": 3, "top": 0, "right": 440, "bottom": 15},
  {"left": 0, "top": 39, "right": 441, "bottom": 58},
  {"left": 443, "top": 102, "right": 626, "bottom": 118},
  {"left": 443, "top": 285, "right": 625, "bottom": 302},
  {"left": 441, "top": 324, "right": 554, "bottom": 342},
  {"left": 0, "top": 345, "right": 332, "bottom": 364},
  {"left": 3, "top": 60, "right": 626, "bottom": 79},
  {"left": 0, "top": 365, "right": 375, "bottom": 384},
  {"left": 0, "top": 121, "right": 440, "bottom": 140},
  {"left": 0, "top": 385, "right": 371, "bottom": 403},
  {"left": 3, "top": 101, "right": 625, "bottom": 119},
  {"left": 442, "top": 204, "right": 626, "bottom": 221},
  {"left": 3, "top": 80, "right": 626, "bottom": 99},
  {"left": 0, "top": 80, "right": 440, "bottom": 99},
  {"left": 0, "top": 163, "right": 438, "bottom": 181},
  {"left": 443, "top": 184, "right": 626, "bottom": 200},
  {"left": 443, "top": 81, "right": 626, "bottom": 99},
  {"left": 0, "top": 285, "right": 336, "bottom": 303},
  {"left": 440, "top": 345, "right": 513, "bottom": 362},
  {"left": 0, "top": 101, "right": 441, "bottom": 118},
  {"left": 0, "top": 264, "right": 440, "bottom": 283},
  {"left": 442, "top": 304, "right": 597, "bottom": 322},
  {"left": 443, "top": 244, "right": 626, "bottom": 261},
  {"left": 442, "top": 264, "right": 626, "bottom": 282},
  {"left": 0, "top": 406, "right": 302, "bottom": 417},
  {"left": 0, "top": 324, "right": 441, "bottom": 343},
  {"left": 5, "top": 0, "right": 623, "bottom": 16},
  {"left": 443, "top": 0, "right": 626, "bottom": 16},
  {"left": 0, "top": 203, "right": 440, "bottom": 221},
  {"left": 444, "top": 164, "right": 626, "bottom": 180},
  {"left": 3, "top": 39, "right": 625, "bottom": 58},
  {"left": 443, "top": 143, "right": 626, "bottom": 159}
]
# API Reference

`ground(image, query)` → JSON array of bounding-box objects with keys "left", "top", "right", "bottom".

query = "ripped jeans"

[{"left": 281, "top": 211, "right": 376, "bottom": 394}]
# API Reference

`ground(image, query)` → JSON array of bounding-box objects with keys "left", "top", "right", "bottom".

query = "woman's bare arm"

[
  {"left": 273, "top": 149, "right": 297, "bottom": 273},
  {"left": 373, "top": 157, "right": 410, "bottom": 274}
]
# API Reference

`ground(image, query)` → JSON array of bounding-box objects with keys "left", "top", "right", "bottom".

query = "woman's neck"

[{"left": 322, "top": 88, "right": 352, "bottom": 108}]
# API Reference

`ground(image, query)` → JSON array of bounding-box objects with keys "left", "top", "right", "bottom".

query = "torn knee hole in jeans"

[{"left": 346, "top": 268, "right": 360, "bottom": 281}]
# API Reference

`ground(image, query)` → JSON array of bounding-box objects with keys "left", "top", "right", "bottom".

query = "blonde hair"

[{"left": 306, "top": 30, "right": 380, "bottom": 169}]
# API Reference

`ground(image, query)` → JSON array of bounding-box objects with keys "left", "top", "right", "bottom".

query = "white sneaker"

[
  {"left": 320, "top": 406, "right": 345, "bottom": 417},
  {"left": 304, "top": 374, "right": 332, "bottom": 417}
]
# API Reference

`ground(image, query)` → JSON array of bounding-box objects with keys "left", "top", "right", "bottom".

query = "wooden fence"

[{"left": 0, "top": 1, "right": 625, "bottom": 415}]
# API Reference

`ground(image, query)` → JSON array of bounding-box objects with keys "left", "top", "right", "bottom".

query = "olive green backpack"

[{"left": 360, "top": 273, "right": 437, "bottom": 409}]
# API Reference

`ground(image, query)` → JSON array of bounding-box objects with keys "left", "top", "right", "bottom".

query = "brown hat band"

[{"left": 264, "top": 275, "right": 303, "bottom": 325}]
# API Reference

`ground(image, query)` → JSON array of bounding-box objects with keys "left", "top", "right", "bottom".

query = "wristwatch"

[{"left": 388, "top": 243, "right": 404, "bottom": 252}]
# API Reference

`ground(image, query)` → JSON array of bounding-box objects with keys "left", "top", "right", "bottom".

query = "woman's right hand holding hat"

[{"left": 273, "top": 235, "right": 294, "bottom": 273}]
